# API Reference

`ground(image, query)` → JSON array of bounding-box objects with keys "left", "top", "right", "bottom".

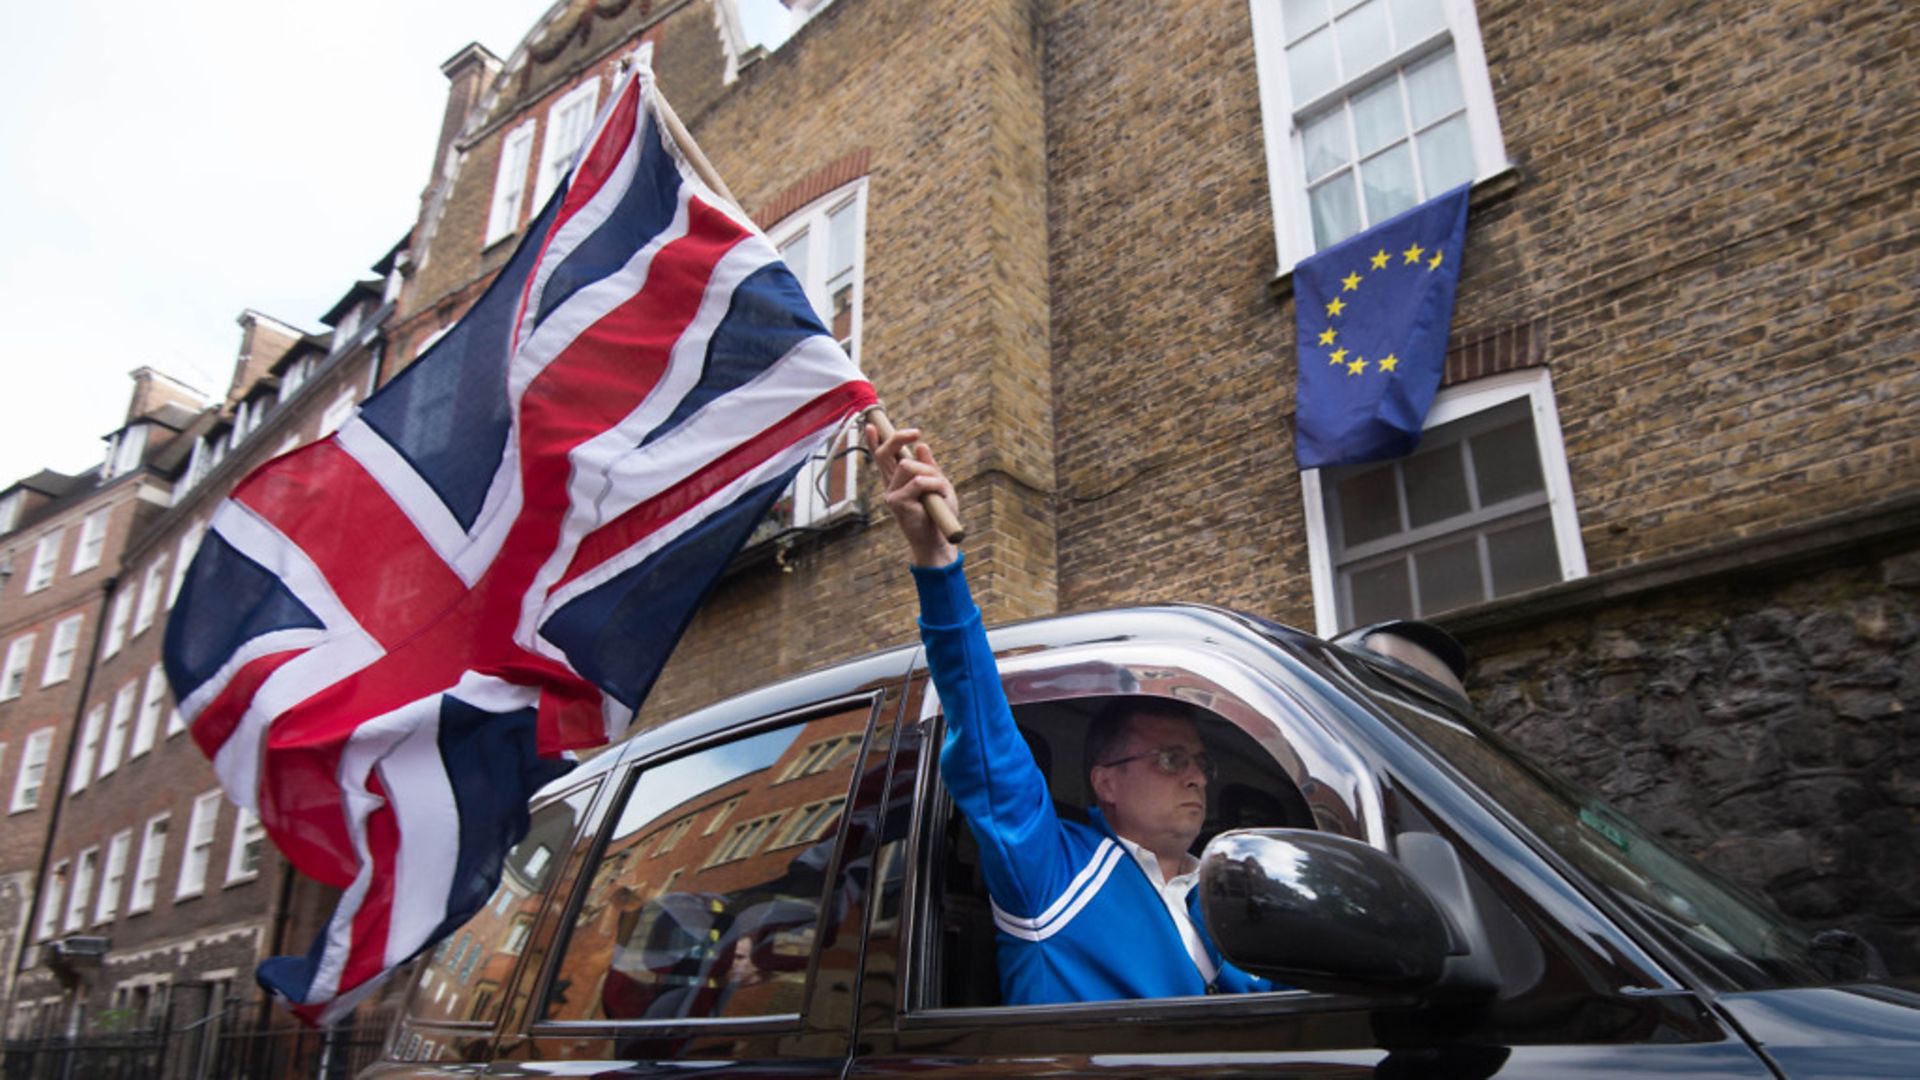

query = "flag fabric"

[
  {"left": 1292, "top": 184, "right": 1470, "bottom": 469},
  {"left": 162, "top": 58, "right": 877, "bottom": 1025}
]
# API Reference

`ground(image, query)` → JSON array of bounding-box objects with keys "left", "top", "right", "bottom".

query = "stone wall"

[{"left": 1456, "top": 514, "right": 1920, "bottom": 969}]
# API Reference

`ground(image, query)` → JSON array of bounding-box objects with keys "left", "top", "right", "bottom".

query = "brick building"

[
  {"left": 344, "top": 0, "right": 1920, "bottom": 982},
  {"left": 0, "top": 370, "right": 203, "bottom": 1031},
  {"left": 4, "top": 284, "right": 398, "bottom": 1037},
  {"left": 0, "top": 0, "right": 1912, "bottom": 1046}
]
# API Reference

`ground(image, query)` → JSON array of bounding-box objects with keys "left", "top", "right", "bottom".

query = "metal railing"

[{"left": 2, "top": 990, "right": 394, "bottom": 1080}]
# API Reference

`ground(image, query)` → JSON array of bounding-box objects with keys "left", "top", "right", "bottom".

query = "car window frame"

[
  {"left": 894, "top": 638, "right": 1393, "bottom": 1025},
  {"left": 387, "top": 770, "right": 612, "bottom": 1061},
  {"left": 521, "top": 692, "right": 886, "bottom": 1041}
]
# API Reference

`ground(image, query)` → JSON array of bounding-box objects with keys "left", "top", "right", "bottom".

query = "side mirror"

[{"left": 1198, "top": 829, "right": 1453, "bottom": 995}]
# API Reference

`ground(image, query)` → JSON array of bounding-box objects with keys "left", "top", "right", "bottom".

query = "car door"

[
  {"left": 479, "top": 671, "right": 910, "bottom": 1078},
  {"left": 848, "top": 621, "right": 1777, "bottom": 1078}
]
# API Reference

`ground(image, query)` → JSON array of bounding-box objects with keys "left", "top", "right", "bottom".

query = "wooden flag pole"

[
  {"left": 654, "top": 91, "right": 741, "bottom": 212},
  {"left": 863, "top": 406, "right": 966, "bottom": 544},
  {"left": 648, "top": 77, "right": 964, "bottom": 545}
]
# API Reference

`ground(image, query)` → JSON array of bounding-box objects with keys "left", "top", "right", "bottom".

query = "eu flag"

[{"left": 1293, "top": 184, "right": 1470, "bottom": 469}]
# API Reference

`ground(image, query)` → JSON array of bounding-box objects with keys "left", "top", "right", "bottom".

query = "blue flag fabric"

[{"left": 1293, "top": 184, "right": 1470, "bottom": 469}]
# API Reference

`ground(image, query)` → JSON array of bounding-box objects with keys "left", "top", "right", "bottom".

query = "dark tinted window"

[
  {"left": 407, "top": 782, "right": 599, "bottom": 1025},
  {"left": 543, "top": 704, "right": 871, "bottom": 1023}
]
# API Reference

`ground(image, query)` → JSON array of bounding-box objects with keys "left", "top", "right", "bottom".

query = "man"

[{"left": 868, "top": 425, "right": 1267, "bottom": 1005}]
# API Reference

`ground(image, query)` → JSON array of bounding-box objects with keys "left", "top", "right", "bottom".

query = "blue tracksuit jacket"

[{"left": 915, "top": 556, "right": 1267, "bottom": 1005}]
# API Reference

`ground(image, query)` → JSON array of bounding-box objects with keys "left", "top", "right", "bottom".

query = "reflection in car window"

[
  {"left": 1336, "top": 651, "right": 1829, "bottom": 992},
  {"left": 544, "top": 705, "right": 871, "bottom": 1023},
  {"left": 408, "top": 782, "right": 599, "bottom": 1025}
]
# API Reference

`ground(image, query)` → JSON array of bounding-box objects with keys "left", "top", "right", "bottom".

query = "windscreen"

[{"left": 1333, "top": 648, "right": 1836, "bottom": 993}]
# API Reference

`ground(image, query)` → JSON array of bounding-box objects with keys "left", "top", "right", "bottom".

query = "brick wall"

[
  {"left": 1040, "top": 0, "right": 1917, "bottom": 628},
  {"left": 636, "top": 0, "right": 1062, "bottom": 723}
]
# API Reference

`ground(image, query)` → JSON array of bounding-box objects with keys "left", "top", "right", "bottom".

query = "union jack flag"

[{"left": 162, "top": 59, "right": 876, "bottom": 1025}]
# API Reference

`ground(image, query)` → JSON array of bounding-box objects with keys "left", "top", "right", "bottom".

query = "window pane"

[
  {"left": 1350, "top": 78, "right": 1407, "bottom": 158},
  {"left": 1301, "top": 110, "right": 1350, "bottom": 181},
  {"left": 1360, "top": 142, "right": 1417, "bottom": 223},
  {"left": 1403, "top": 442, "right": 1471, "bottom": 527},
  {"left": 1336, "top": 463, "right": 1402, "bottom": 546},
  {"left": 1335, "top": 0, "right": 1393, "bottom": 77},
  {"left": 778, "top": 230, "right": 811, "bottom": 286},
  {"left": 1487, "top": 517, "right": 1561, "bottom": 597},
  {"left": 406, "top": 785, "right": 596, "bottom": 1025},
  {"left": 1471, "top": 413, "right": 1547, "bottom": 506},
  {"left": 1309, "top": 173, "right": 1362, "bottom": 249},
  {"left": 1405, "top": 47, "right": 1464, "bottom": 128},
  {"left": 827, "top": 202, "right": 858, "bottom": 279},
  {"left": 546, "top": 706, "right": 871, "bottom": 1024},
  {"left": 1281, "top": 0, "right": 1328, "bottom": 41},
  {"left": 1417, "top": 114, "right": 1476, "bottom": 197},
  {"left": 1348, "top": 559, "right": 1412, "bottom": 625},
  {"left": 1287, "top": 28, "right": 1339, "bottom": 103},
  {"left": 1414, "top": 537, "right": 1483, "bottom": 615},
  {"left": 1390, "top": 0, "right": 1447, "bottom": 44}
]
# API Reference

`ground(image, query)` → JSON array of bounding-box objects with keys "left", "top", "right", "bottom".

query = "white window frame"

[
  {"left": 72, "top": 508, "right": 110, "bottom": 573},
  {"left": 167, "top": 520, "right": 206, "bottom": 610},
  {"left": 485, "top": 120, "right": 537, "bottom": 247},
  {"left": 70, "top": 705, "right": 105, "bottom": 793},
  {"left": 37, "top": 862, "right": 65, "bottom": 941},
  {"left": 534, "top": 80, "right": 602, "bottom": 210},
  {"left": 1299, "top": 367, "right": 1585, "bottom": 636},
  {"left": 130, "top": 814, "right": 169, "bottom": 914},
  {"left": 132, "top": 558, "right": 167, "bottom": 636},
  {"left": 9, "top": 729, "right": 51, "bottom": 813},
  {"left": 40, "top": 614, "right": 83, "bottom": 687},
  {"left": 98, "top": 680, "right": 137, "bottom": 779},
  {"left": 131, "top": 665, "right": 167, "bottom": 759},
  {"left": 224, "top": 807, "right": 264, "bottom": 885},
  {"left": 2, "top": 634, "right": 34, "bottom": 700},
  {"left": 176, "top": 790, "right": 222, "bottom": 899},
  {"left": 96, "top": 830, "right": 133, "bottom": 925},
  {"left": 102, "top": 590, "right": 133, "bottom": 657},
  {"left": 26, "top": 531, "right": 60, "bottom": 593},
  {"left": 65, "top": 847, "right": 98, "bottom": 933},
  {"left": 766, "top": 180, "right": 869, "bottom": 530},
  {"left": 1248, "top": 0, "right": 1508, "bottom": 274},
  {"left": 109, "top": 425, "right": 148, "bottom": 478},
  {"left": 317, "top": 390, "right": 357, "bottom": 438}
]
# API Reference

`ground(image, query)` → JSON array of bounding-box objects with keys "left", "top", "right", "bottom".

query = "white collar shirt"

[{"left": 1115, "top": 836, "right": 1217, "bottom": 986}]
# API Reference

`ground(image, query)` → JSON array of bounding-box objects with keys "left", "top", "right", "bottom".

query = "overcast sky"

[{"left": 0, "top": 0, "right": 792, "bottom": 487}]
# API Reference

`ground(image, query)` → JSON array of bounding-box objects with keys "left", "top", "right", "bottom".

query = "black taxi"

[{"left": 364, "top": 603, "right": 1917, "bottom": 1078}]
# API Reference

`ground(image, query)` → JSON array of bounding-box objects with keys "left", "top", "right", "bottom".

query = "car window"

[
  {"left": 406, "top": 781, "right": 601, "bottom": 1026},
  {"left": 1335, "top": 648, "right": 1832, "bottom": 992},
  {"left": 541, "top": 703, "right": 873, "bottom": 1024},
  {"left": 916, "top": 666, "right": 1328, "bottom": 1011}
]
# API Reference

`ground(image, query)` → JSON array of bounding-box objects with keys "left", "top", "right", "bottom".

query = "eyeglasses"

[{"left": 1097, "top": 746, "right": 1217, "bottom": 783}]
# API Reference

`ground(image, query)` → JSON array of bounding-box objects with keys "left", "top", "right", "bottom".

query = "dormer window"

[
  {"left": 333, "top": 306, "right": 363, "bottom": 353},
  {"left": 105, "top": 424, "right": 148, "bottom": 479}
]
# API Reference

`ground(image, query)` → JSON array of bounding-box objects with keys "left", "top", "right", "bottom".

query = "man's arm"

[{"left": 868, "top": 427, "right": 1065, "bottom": 915}]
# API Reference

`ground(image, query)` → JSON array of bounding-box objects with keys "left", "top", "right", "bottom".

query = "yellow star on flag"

[
  {"left": 1347, "top": 357, "right": 1367, "bottom": 375},
  {"left": 1379, "top": 354, "right": 1399, "bottom": 373},
  {"left": 1427, "top": 250, "right": 1444, "bottom": 271},
  {"left": 1341, "top": 271, "right": 1363, "bottom": 292},
  {"left": 1317, "top": 327, "right": 1337, "bottom": 346},
  {"left": 1325, "top": 296, "right": 1346, "bottom": 317},
  {"left": 1329, "top": 347, "right": 1349, "bottom": 366},
  {"left": 1370, "top": 249, "right": 1390, "bottom": 270},
  {"left": 1402, "top": 243, "right": 1425, "bottom": 265}
]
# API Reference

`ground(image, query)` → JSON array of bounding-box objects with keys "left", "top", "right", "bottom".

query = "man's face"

[{"left": 1092, "top": 713, "right": 1209, "bottom": 862}]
